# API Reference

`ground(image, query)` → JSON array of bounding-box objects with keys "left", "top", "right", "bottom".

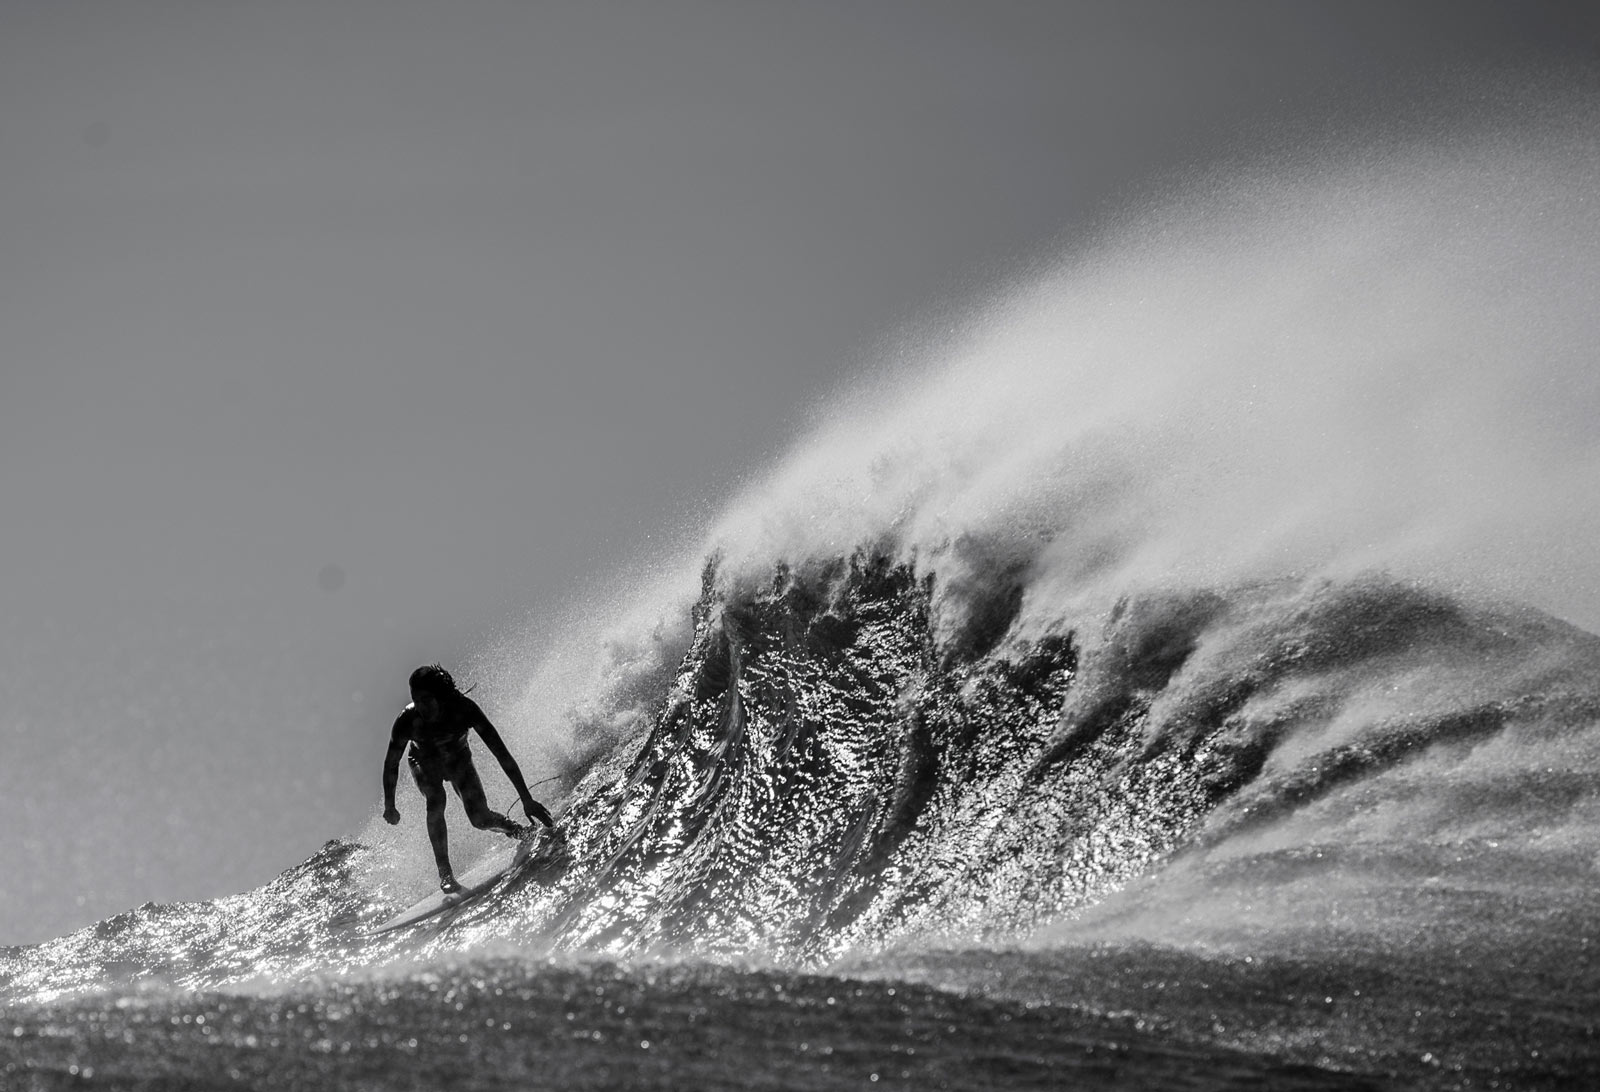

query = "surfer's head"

[{"left": 409, "top": 664, "right": 456, "bottom": 699}]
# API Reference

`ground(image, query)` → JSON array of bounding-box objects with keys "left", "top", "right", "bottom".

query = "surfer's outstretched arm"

[
  {"left": 466, "top": 699, "right": 553, "bottom": 827},
  {"left": 381, "top": 716, "right": 409, "bottom": 823}
]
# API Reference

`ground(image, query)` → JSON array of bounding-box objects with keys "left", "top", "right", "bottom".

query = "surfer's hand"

[
  {"left": 523, "top": 798, "right": 554, "bottom": 828},
  {"left": 383, "top": 806, "right": 401, "bottom": 825}
]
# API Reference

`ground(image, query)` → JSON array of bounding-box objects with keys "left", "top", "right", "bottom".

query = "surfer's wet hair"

[{"left": 409, "top": 664, "right": 456, "bottom": 696}]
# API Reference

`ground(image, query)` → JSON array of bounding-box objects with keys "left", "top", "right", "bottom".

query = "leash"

[{"left": 501, "top": 773, "right": 565, "bottom": 820}]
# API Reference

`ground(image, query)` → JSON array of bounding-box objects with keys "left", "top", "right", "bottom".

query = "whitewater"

[{"left": 5, "top": 115, "right": 1600, "bottom": 1089}]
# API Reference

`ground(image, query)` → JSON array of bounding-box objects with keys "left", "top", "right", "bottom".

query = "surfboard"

[{"left": 368, "top": 827, "right": 555, "bottom": 936}]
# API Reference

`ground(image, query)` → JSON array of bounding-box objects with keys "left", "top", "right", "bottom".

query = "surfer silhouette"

[{"left": 381, "top": 664, "right": 555, "bottom": 893}]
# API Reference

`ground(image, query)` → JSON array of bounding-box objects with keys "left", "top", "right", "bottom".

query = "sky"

[{"left": 3, "top": 1, "right": 1598, "bottom": 946}]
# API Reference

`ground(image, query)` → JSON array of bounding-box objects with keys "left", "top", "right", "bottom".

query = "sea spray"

[{"left": 707, "top": 123, "right": 1600, "bottom": 638}]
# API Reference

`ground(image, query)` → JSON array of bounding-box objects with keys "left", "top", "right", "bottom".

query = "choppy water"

[{"left": 7, "top": 117, "right": 1600, "bottom": 1088}]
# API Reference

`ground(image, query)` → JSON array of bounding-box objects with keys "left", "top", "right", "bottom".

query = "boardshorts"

[{"left": 408, "top": 739, "right": 491, "bottom": 814}]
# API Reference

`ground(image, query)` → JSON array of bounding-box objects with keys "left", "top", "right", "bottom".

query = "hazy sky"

[{"left": 3, "top": 1, "right": 1597, "bottom": 945}]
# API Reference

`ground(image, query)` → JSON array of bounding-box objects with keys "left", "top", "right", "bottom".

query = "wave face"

[
  {"left": 6, "top": 113, "right": 1600, "bottom": 1088},
  {"left": 479, "top": 559, "right": 1600, "bottom": 965}
]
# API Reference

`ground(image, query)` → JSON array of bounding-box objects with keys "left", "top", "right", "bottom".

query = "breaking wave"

[{"left": 7, "top": 111, "right": 1600, "bottom": 1011}]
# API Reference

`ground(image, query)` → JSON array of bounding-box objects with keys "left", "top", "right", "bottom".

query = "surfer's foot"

[{"left": 439, "top": 875, "right": 463, "bottom": 895}]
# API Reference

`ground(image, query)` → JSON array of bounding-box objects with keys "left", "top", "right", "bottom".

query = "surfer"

[{"left": 381, "top": 664, "right": 555, "bottom": 893}]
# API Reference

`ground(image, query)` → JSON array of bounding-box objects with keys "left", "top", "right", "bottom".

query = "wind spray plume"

[{"left": 708, "top": 119, "right": 1600, "bottom": 640}]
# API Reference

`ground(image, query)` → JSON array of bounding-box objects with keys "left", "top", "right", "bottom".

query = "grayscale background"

[{"left": 3, "top": 1, "right": 1596, "bottom": 945}]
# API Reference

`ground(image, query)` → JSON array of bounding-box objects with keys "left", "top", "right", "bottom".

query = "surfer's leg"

[
  {"left": 410, "top": 757, "right": 458, "bottom": 890},
  {"left": 450, "top": 759, "right": 528, "bottom": 839}
]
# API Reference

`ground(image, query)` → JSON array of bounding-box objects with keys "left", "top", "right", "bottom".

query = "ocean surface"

[{"left": 6, "top": 122, "right": 1600, "bottom": 1089}]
